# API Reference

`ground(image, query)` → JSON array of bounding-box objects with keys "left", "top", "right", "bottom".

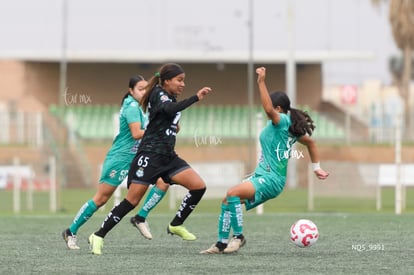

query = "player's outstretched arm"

[
  {"left": 163, "top": 87, "right": 211, "bottom": 116},
  {"left": 298, "top": 135, "right": 329, "bottom": 180}
]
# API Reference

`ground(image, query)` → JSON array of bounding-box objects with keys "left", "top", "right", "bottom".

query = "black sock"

[
  {"left": 170, "top": 188, "right": 206, "bottom": 226},
  {"left": 95, "top": 199, "right": 134, "bottom": 238},
  {"left": 216, "top": 241, "right": 227, "bottom": 251},
  {"left": 234, "top": 234, "right": 245, "bottom": 240},
  {"left": 135, "top": 215, "right": 145, "bottom": 222}
]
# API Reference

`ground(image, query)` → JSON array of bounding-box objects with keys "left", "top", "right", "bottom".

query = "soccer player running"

[
  {"left": 200, "top": 67, "right": 329, "bottom": 254},
  {"left": 62, "top": 75, "right": 169, "bottom": 249},
  {"left": 88, "top": 63, "right": 212, "bottom": 255}
]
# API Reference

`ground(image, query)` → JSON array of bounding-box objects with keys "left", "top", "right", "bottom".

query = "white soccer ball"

[{"left": 290, "top": 219, "right": 319, "bottom": 248}]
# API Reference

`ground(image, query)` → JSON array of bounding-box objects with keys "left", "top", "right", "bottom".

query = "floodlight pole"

[
  {"left": 57, "top": 0, "right": 68, "bottom": 205},
  {"left": 60, "top": 2, "right": 68, "bottom": 137},
  {"left": 247, "top": 0, "right": 255, "bottom": 172},
  {"left": 59, "top": 0, "right": 68, "bottom": 112},
  {"left": 287, "top": 1, "right": 298, "bottom": 188},
  {"left": 286, "top": 2, "right": 296, "bottom": 107}
]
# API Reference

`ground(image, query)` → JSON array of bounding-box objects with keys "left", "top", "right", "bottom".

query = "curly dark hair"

[{"left": 270, "top": 91, "right": 315, "bottom": 137}]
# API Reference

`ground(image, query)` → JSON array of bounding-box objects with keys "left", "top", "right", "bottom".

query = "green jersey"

[
  {"left": 107, "top": 95, "right": 147, "bottom": 157},
  {"left": 255, "top": 113, "right": 298, "bottom": 180}
]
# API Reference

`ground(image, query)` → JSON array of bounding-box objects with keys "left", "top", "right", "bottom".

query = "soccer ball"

[{"left": 290, "top": 219, "right": 319, "bottom": 248}]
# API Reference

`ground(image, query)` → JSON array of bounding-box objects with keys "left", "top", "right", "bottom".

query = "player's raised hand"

[
  {"left": 256, "top": 67, "right": 266, "bottom": 83},
  {"left": 196, "top": 87, "right": 212, "bottom": 101}
]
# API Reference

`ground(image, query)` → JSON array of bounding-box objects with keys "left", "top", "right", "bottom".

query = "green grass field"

[
  {"left": 2, "top": 187, "right": 414, "bottom": 214},
  {"left": 1, "top": 213, "right": 413, "bottom": 275},
  {"left": 1, "top": 188, "right": 414, "bottom": 274}
]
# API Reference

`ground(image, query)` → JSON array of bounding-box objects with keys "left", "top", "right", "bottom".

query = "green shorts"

[
  {"left": 244, "top": 172, "right": 286, "bottom": 211},
  {"left": 99, "top": 154, "right": 134, "bottom": 187}
]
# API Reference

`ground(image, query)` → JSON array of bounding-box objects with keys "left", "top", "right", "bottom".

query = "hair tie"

[{"left": 154, "top": 72, "right": 160, "bottom": 77}]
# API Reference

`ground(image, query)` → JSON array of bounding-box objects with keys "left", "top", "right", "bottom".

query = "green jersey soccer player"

[
  {"left": 201, "top": 67, "right": 329, "bottom": 254},
  {"left": 62, "top": 75, "right": 167, "bottom": 249}
]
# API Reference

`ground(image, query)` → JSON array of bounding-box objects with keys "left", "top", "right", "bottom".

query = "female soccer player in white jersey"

[
  {"left": 200, "top": 67, "right": 329, "bottom": 254},
  {"left": 62, "top": 75, "right": 169, "bottom": 249}
]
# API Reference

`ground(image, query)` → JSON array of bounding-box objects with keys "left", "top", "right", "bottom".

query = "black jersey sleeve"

[{"left": 162, "top": 95, "right": 199, "bottom": 116}]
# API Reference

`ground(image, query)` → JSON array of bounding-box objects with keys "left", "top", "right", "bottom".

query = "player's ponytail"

[
  {"left": 141, "top": 73, "right": 159, "bottom": 112},
  {"left": 269, "top": 91, "right": 315, "bottom": 137},
  {"left": 289, "top": 108, "right": 315, "bottom": 137}
]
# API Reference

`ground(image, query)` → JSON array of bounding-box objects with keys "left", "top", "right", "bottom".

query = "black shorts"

[{"left": 127, "top": 151, "right": 190, "bottom": 187}]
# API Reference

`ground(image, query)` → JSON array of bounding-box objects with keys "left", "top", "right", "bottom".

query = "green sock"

[
  {"left": 137, "top": 186, "right": 166, "bottom": 219},
  {"left": 218, "top": 203, "right": 231, "bottom": 243},
  {"left": 69, "top": 199, "right": 98, "bottom": 234},
  {"left": 227, "top": 196, "right": 243, "bottom": 236}
]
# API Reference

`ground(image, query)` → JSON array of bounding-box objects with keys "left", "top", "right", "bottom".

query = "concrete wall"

[{"left": 0, "top": 60, "right": 322, "bottom": 110}]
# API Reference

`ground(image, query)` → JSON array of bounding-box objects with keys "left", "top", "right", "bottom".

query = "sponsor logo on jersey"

[{"left": 160, "top": 95, "right": 171, "bottom": 102}]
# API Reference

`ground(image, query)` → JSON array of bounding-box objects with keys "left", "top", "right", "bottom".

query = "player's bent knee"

[
  {"left": 226, "top": 187, "right": 238, "bottom": 198},
  {"left": 191, "top": 181, "right": 206, "bottom": 190},
  {"left": 94, "top": 196, "right": 110, "bottom": 207},
  {"left": 125, "top": 195, "right": 141, "bottom": 207}
]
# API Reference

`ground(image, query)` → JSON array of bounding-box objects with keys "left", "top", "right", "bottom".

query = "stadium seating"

[
  {"left": 49, "top": 104, "right": 119, "bottom": 140},
  {"left": 49, "top": 104, "right": 345, "bottom": 140},
  {"left": 300, "top": 105, "right": 346, "bottom": 139}
]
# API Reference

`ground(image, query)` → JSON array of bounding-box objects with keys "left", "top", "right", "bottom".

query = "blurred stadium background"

[{"left": 1, "top": 0, "right": 413, "bottom": 214}]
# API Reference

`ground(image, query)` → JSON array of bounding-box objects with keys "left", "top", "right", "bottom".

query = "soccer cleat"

[
  {"left": 130, "top": 216, "right": 153, "bottom": 240},
  {"left": 88, "top": 233, "right": 104, "bottom": 255},
  {"left": 223, "top": 235, "right": 246, "bottom": 254},
  {"left": 199, "top": 243, "right": 226, "bottom": 254},
  {"left": 62, "top": 229, "right": 80, "bottom": 250},
  {"left": 167, "top": 224, "right": 196, "bottom": 241}
]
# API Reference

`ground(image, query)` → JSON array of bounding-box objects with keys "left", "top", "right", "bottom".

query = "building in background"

[
  {"left": 0, "top": 0, "right": 395, "bottom": 85},
  {"left": 1, "top": 0, "right": 412, "bottom": 211},
  {"left": 0, "top": 0, "right": 398, "bottom": 134}
]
